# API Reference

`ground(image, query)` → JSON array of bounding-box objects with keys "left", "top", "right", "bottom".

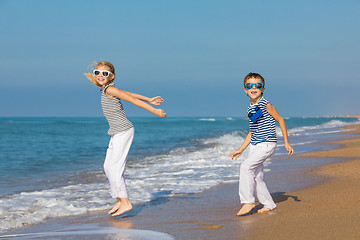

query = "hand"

[
  {"left": 149, "top": 96, "right": 164, "bottom": 105},
  {"left": 285, "top": 143, "right": 294, "bottom": 156},
  {"left": 230, "top": 149, "right": 243, "bottom": 160},
  {"left": 155, "top": 109, "right": 167, "bottom": 117}
]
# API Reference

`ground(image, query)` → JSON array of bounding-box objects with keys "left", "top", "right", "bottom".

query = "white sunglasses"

[{"left": 93, "top": 70, "right": 113, "bottom": 77}]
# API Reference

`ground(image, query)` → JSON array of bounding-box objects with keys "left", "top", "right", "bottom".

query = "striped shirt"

[
  {"left": 247, "top": 97, "right": 277, "bottom": 145},
  {"left": 101, "top": 84, "right": 134, "bottom": 135}
]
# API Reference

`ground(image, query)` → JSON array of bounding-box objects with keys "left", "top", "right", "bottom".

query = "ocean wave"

[
  {"left": 284, "top": 119, "right": 357, "bottom": 137},
  {"left": 0, "top": 227, "right": 175, "bottom": 240},
  {"left": 0, "top": 182, "right": 110, "bottom": 233},
  {"left": 0, "top": 131, "right": 253, "bottom": 233}
]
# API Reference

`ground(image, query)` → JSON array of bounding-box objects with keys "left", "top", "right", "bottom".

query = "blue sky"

[{"left": 0, "top": 0, "right": 359, "bottom": 117}]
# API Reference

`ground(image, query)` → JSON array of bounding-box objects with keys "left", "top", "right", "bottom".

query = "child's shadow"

[
  {"left": 272, "top": 191, "right": 301, "bottom": 203},
  {"left": 249, "top": 192, "right": 301, "bottom": 214},
  {"left": 113, "top": 197, "right": 169, "bottom": 219},
  {"left": 113, "top": 190, "right": 198, "bottom": 219}
]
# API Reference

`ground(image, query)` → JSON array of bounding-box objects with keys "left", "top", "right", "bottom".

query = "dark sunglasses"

[
  {"left": 93, "top": 70, "right": 113, "bottom": 77},
  {"left": 244, "top": 82, "right": 264, "bottom": 90}
]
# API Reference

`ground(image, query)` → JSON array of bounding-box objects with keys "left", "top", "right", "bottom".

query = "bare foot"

[
  {"left": 112, "top": 201, "right": 133, "bottom": 217},
  {"left": 237, "top": 203, "right": 255, "bottom": 216},
  {"left": 108, "top": 201, "right": 121, "bottom": 215},
  {"left": 257, "top": 207, "right": 275, "bottom": 214}
]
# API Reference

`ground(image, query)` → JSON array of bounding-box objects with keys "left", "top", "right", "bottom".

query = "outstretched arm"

[
  {"left": 266, "top": 103, "right": 294, "bottom": 155},
  {"left": 123, "top": 91, "right": 164, "bottom": 105},
  {"left": 230, "top": 131, "right": 251, "bottom": 160},
  {"left": 106, "top": 87, "right": 166, "bottom": 117}
]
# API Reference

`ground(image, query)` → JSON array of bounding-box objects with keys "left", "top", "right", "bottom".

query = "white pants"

[
  {"left": 104, "top": 127, "right": 134, "bottom": 199},
  {"left": 239, "top": 142, "right": 277, "bottom": 210}
]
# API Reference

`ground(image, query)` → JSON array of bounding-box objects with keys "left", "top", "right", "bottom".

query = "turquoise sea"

[{"left": 0, "top": 116, "right": 358, "bottom": 232}]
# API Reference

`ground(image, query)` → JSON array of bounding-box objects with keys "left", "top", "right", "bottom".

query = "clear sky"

[{"left": 0, "top": 0, "right": 359, "bottom": 117}]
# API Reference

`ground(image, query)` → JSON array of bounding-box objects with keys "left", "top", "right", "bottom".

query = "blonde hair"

[{"left": 84, "top": 61, "right": 116, "bottom": 87}]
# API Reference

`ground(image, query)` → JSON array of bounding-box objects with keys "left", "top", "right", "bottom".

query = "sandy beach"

[
  {"left": 2, "top": 124, "right": 360, "bottom": 239},
  {"left": 246, "top": 124, "right": 360, "bottom": 240}
]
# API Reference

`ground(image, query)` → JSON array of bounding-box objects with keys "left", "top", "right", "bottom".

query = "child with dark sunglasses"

[
  {"left": 230, "top": 72, "right": 294, "bottom": 216},
  {"left": 85, "top": 61, "right": 166, "bottom": 217}
]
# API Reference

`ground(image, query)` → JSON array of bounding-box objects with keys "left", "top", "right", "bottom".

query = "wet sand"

[{"left": 2, "top": 124, "right": 360, "bottom": 239}]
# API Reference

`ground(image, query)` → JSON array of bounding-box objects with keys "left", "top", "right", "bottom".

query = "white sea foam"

[
  {"left": 277, "top": 140, "right": 316, "bottom": 147},
  {"left": 198, "top": 118, "right": 216, "bottom": 122}
]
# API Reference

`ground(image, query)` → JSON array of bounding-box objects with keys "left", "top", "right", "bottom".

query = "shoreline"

[{"left": 1, "top": 124, "right": 360, "bottom": 239}]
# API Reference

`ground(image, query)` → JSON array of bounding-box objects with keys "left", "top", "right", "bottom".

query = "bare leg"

[
  {"left": 237, "top": 203, "right": 255, "bottom": 216},
  {"left": 112, "top": 198, "right": 133, "bottom": 217},
  {"left": 108, "top": 198, "right": 121, "bottom": 215}
]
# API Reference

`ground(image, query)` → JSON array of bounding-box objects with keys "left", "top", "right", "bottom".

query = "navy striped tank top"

[
  {"left": 101, "top": 84, "right": 133, "bottom": 135},
  {"left": 247, "top": 97, "right": 277, "bottom": 145}
]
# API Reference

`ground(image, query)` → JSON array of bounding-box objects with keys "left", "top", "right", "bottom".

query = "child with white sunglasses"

[
  {"left": 230, "top": 72, "right": 294, "bottom": 216},
  {"left": 85, "top": 61, "right": 166, "bottom": 217}
]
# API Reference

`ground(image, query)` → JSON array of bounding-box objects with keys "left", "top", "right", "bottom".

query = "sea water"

[{"left": 0, "top": 116, "right": 358, "bottom": 232}]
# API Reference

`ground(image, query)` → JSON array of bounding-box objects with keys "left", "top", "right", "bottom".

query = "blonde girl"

[{"left": 85, "top": 61, "right": 166, "bottom": 217}]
